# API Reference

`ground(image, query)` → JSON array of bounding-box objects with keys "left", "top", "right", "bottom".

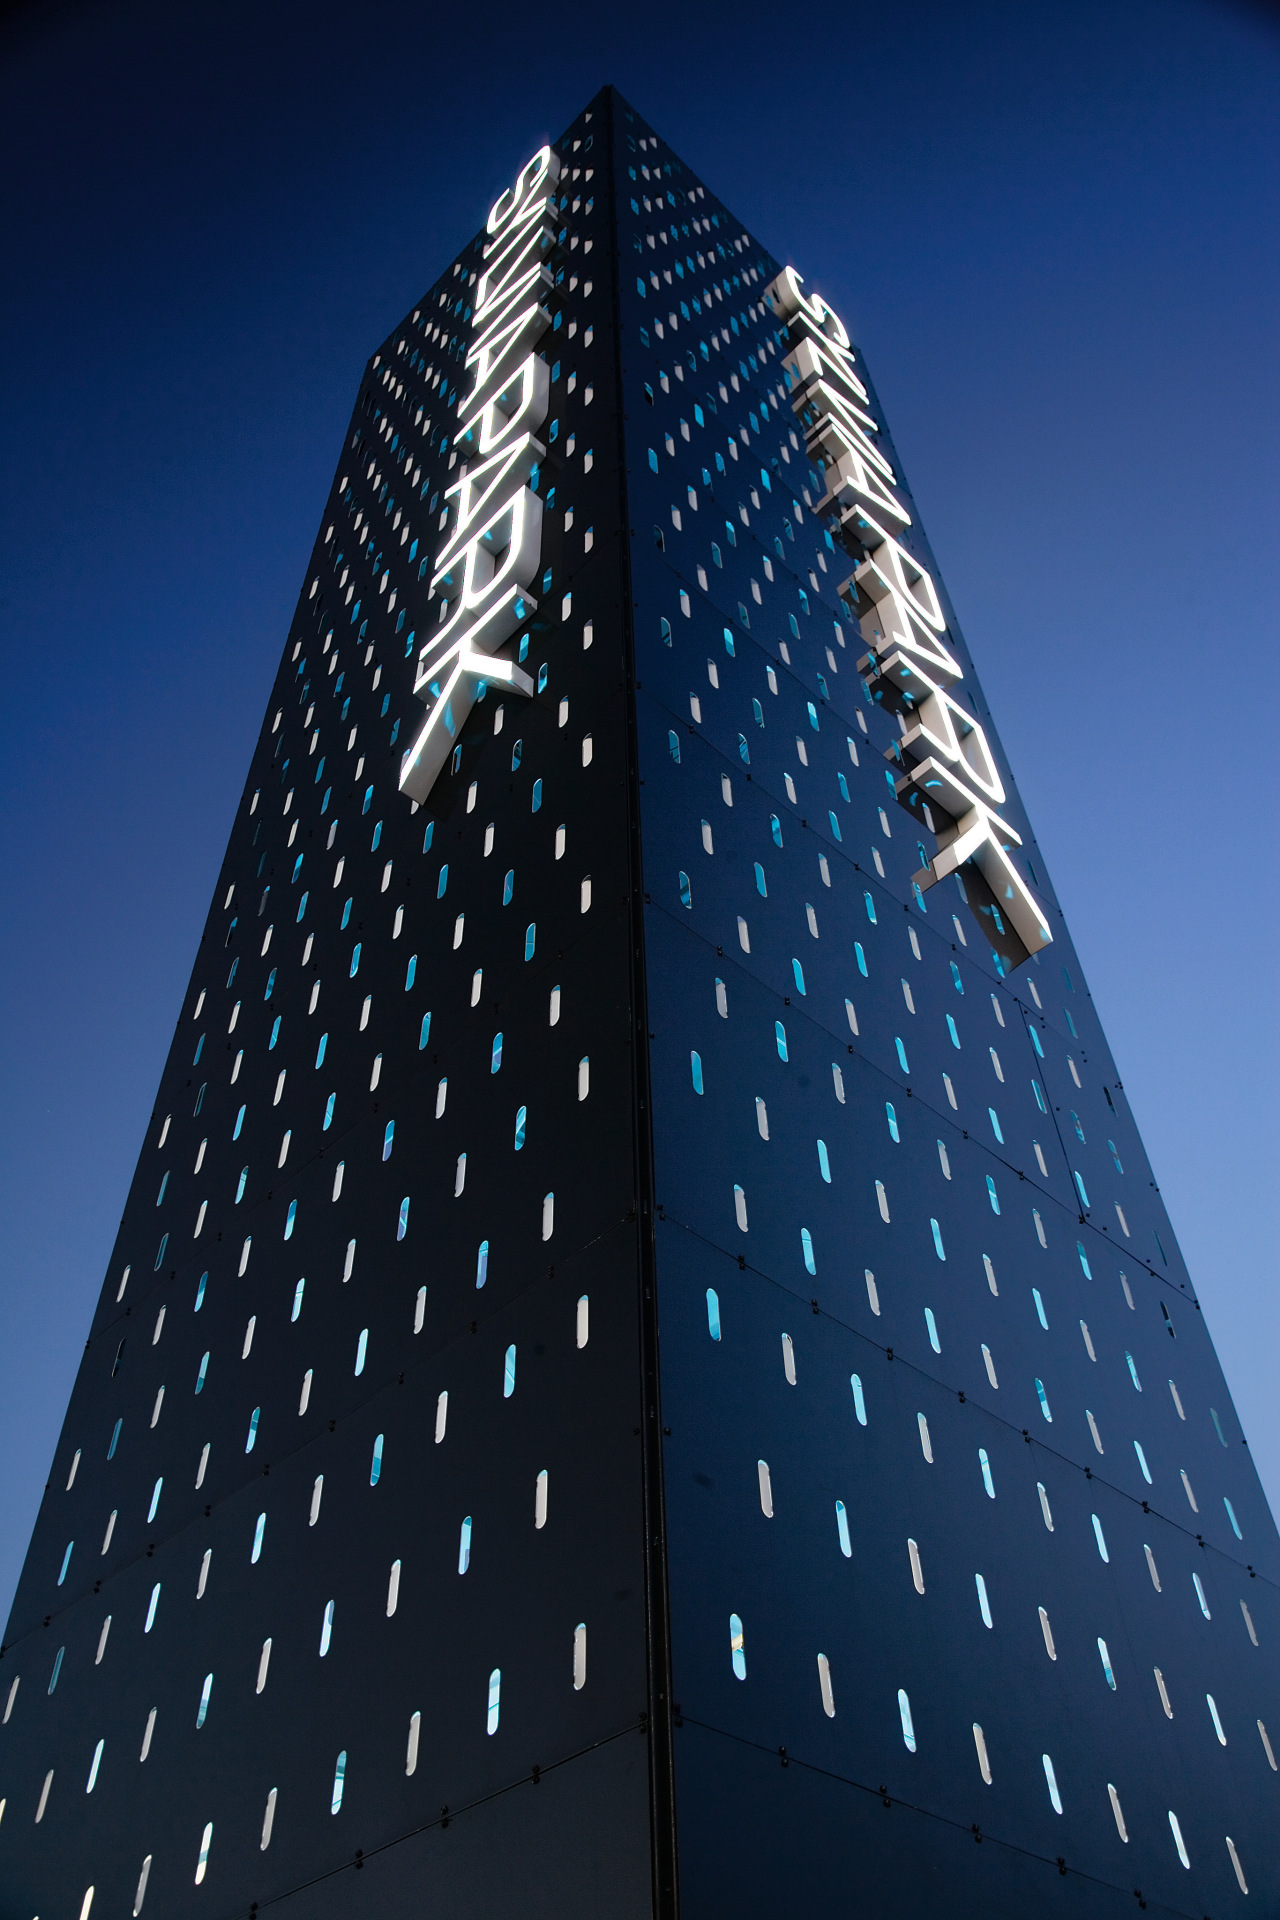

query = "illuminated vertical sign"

[
  {"left": 399, "top": 146, "right": 562, "bottom": 804},
  {"left": 764, "top": 267, "right": 1052, "bottom": 959}
]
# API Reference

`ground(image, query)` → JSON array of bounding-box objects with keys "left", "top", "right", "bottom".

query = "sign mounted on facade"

[
  {"left": 764, "top": 267, "right": 1052, "bottom": 959},
  {"left": 399, "top": 146, "right": 561, "bottom": 804}
]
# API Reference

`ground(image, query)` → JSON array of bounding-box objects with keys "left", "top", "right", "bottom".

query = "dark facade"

[{"left": 2, "top": 86, "right": 1275, "bottom": 1920}]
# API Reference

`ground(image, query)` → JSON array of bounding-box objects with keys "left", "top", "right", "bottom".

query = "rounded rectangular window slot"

[
  {"left": 729, "top": 1613, "right": 746, "bottom": 1681},
  {"left": 1042, "top": 1753, "right": 1063, "bottom": 1814},
  {"left": 817, "top": 1653, "right": 835, "bottom": 1718},
  {"left": 1258, "top": 1720, "right": 1277, "bottom": 1770},
  {"left": 1108, "top": 1782, "right": 1128, "bottom": 1842},
  {"left": 908, "top": 1538, "right": 924, "bottom": 1594},
  {"left": 864, "top": 1270, "right": 880, "bottom": 1316},
  {"left": 405, "top": 1711, "right": 421, "bottom": 1777},
  {"left": 850, "top": 1374, "right": 867, "bottom": 1425},
  {"left": 734, "top": 1185, "right": 748, "bottom": 1232},
  {"left": 195, "top": 1820, "right": 214, "bottom": 1882},
  {"left": 975, "top": 1573, "right": 992, "bottom": 1628},
  {"left": 1206, "top": 1692, "right": 1227, "bottom": 1745},
  {"left": 386, "top": 1560, "right": 401, "bottom": 1617},
  {"left": 486, "top": 1668, "right": 501, "bottom": 1735},
  {"left": 256, "top": 1638, "right": 272, "bottom": 1695},
  {"left": 781, "top": 1333, "right": 796, "bottom": 1385},
  {"left": 534, "top": 1469, "right": 549, "bottom": 1530},
  {"left": 503, "top": 1344, "right": 517, "bottom": 1398},
  {"left": 917, "top": 1413, "right": 933, "bottom": 1463},
  {"left": 757, "top": 1460, "right": 774, "bottom": 1517},
  {"left": 835, "top": 1500, "right": 852, "bottom": 1557},
  {"left": 1154, "top": 1666, "right": 1173, "bottom": 1717},
  {"left": 576, "top": 1295, "right": 590, "bottom": 1348},
  {"left": 897, "top": 1687, "right": 915, "bottom": 1750},
  {"left": 973, "top": 1722, "right": 992, "bottom": 1784},
  {"left": 981, "top": 1345, "right": 998, "bottom": 1389},
  {"left": 573, "top": 1623, "right": 587, "bottom": 1692},
  {"left": 1039, "top": 1606, "right": 1057, "bottom": 1661},
  {"left": 434, "top": 1391, "right": 448, "bottom": 1444}
]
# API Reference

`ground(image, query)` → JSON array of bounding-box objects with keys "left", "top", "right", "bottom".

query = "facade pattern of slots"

[{"left": 3, "top": 86, "right": 1275, "bottom": 1920}]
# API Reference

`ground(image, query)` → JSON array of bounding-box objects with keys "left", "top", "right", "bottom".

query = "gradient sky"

[{"left": 1, "top": 0, "right": 1276, "bottom": 1628}]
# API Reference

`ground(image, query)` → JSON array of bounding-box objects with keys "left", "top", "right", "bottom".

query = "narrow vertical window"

[
  {"left": 973, "top": 1723, "right": 992, "bottom": 1784},
  {"left": 729, "top": 1614, "right": 746, "bottom": 1680},
  {"left": 818, "top": 1654, "right": 836, "bottom": 1718}
]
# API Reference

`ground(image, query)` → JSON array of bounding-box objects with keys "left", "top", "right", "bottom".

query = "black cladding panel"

[
  {"left": 0, "top": 91, "right": 657, "bottom": 1920},
  {"left": 611, "top": 92, "right": 1279, "bottom": 1920}
]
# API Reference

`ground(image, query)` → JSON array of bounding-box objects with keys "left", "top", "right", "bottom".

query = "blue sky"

[{"left": 0, "top": 0, "right": 1276, "bottom": 1624}]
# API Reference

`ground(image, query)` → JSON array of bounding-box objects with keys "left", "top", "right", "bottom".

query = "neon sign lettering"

[
  {"left": 399, "top": 146, "right": 561, "bottom": 804},
  {"left": 764, "top": 266, "right": 1052, "bottom": 959}
]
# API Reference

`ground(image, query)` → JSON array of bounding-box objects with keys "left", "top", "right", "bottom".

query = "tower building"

[{"left": 3, "top": 86, "right": 1275, "bottom": 1920}]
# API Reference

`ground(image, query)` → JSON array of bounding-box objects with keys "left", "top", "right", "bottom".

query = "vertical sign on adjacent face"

[
  {"left": 764, "top": 267, "right": 1052, "bottom": 960},
  {"left": 399, "top": 146, "right": 562, "bottom": 804}
]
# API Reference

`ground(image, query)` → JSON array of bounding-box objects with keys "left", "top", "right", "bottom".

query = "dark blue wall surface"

[
  {"left": 614, "top": 94, "right": 1279, "bottom": 1916},
  {"left": 0, "top": 96, "right": 660, "bottom": 1918}
]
